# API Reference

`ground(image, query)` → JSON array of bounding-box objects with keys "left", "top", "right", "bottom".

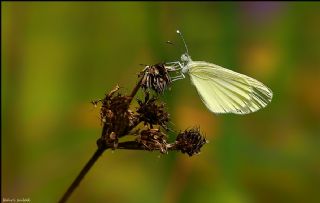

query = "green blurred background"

[{"left": 2, "top": 2, "right": 320, "bottom": 203}]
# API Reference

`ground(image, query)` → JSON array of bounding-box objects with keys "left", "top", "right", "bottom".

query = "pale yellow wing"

[{"left": 187, "top": 61, "right": 273, "bottom": 114}]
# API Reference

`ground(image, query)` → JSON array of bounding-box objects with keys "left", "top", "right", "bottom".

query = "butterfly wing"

[{"left": 187, "top": 61, "right": 273, "bottom": 114}]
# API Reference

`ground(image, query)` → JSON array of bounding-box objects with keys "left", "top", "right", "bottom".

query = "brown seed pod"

[
  {"left": 136, "top": 128, "right": 168, "bottom": 154},
  {"left": 175, "top": 128, "right": 207, "bottom": 156},
  {"left": 136, "top": 92, "right": 169, "bottom": 129}
]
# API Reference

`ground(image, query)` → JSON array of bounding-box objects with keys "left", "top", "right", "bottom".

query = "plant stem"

[
  {"left": 128, "top": 76, "right": 143, "bottom": 103},
  {"left": 117, "top": 141, "right": 177, "bottom": 151},
  {"left": 58, "top": 148, "right": 106, "bottom": 203}
]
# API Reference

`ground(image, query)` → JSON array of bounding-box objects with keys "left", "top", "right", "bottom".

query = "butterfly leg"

[
  {"left": 170, "top": 72, "right": 185, "bottom": 82},
  {"left": 165, "top": 61, "right": 184, "bottom": 71},
  {"left": 165, "top": 61, "right": 186, "bottom": 81}
]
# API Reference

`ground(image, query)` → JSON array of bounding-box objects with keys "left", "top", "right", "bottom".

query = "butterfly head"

[{"left": 181, "top": 53, "right": 191, "bottom": 63}]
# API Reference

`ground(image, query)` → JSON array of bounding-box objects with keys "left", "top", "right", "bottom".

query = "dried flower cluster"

[
  {"left": 93, "top": 85, "right": 133, "bottom": 149},
  {"left": 136, "top": 92, "right": 169, "bottom": 129},
  {"left": 93, "top": 64, "right": 208, "bottom": 156},
  {"left": 175, "top": 128, "right": 208, "bottom": 156},
  {"left": 136, "top": 128, "right": 168, "bottom": 154},
  {"left": 140, "top": 63, "right": 172, "bottom": 93}
]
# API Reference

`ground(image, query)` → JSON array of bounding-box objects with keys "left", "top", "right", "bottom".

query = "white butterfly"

[{"left": 166, "top": 30, "right": 273, "bottom": 115}]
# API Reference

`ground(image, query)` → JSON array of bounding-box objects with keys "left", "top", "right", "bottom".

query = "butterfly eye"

[{"left": 181, "top": 54, "right": 189, "bottom": 62}]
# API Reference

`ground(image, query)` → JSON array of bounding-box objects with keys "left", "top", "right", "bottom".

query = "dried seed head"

[
  {"left": 98, "top": 86, "right": 136, "bottom": 142},
  {"left": 136, "top": 128, "right": 168, "bottom": 154},
  {"left": 136, "top": 93, "right": 169, "bottom": 128},
  {"left": 100, "top": 93, "right": 129, "bottom": 124},
  {"left": 175, "top": 128, "right": 207, "bottom": 156},
  {"left": 140, "top": 63, "right": 172, "bottom": 93}
]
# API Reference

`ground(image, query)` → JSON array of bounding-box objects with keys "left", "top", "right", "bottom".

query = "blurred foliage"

[{"left": 2, "top": 2, "right": 320, "bottom": 203}]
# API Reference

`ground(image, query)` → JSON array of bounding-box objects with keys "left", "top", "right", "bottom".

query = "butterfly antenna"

[{"left": 176, "top": 30, "right": 189, "bottom": 54}]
